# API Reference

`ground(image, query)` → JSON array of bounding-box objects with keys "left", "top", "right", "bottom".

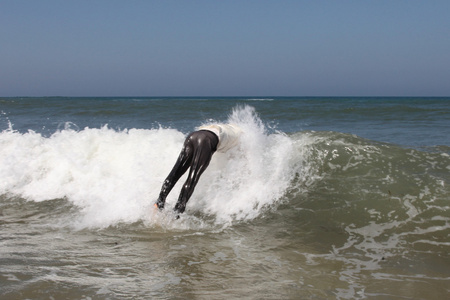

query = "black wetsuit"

[{"left": 156, "top": 130, "right": 219, "bottom": 214}]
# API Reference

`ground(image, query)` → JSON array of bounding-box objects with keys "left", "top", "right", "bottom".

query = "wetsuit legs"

[
  {"left": 173, "top": 135, "right": 215, "bottom": 214},
  {"left": 156, "top": 144, "right": 192, "bottom": 209},
  {"left": 156, "top": 130, "right": 218, "bottom": 214}
]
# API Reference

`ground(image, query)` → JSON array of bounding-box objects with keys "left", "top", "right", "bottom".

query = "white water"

[
  {"left": 0, "top": 106, "right": 312, "bottom": 229},
  {"left": 2, "top": 101, "right": 449, "bottom": 299}
]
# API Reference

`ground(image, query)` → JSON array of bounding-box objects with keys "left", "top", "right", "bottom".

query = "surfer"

[{"left": 155, "top": 124, "right": 242, "bottom": 215}]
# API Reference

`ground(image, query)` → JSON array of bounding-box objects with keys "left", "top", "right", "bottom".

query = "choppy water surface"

[{"left": 1, "top": 97, "right": 449, "bottom": 299}]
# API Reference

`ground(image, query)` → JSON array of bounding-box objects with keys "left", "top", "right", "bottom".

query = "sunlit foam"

[{"left": 0, "top": 106, "right": 316, "bottom": 229}]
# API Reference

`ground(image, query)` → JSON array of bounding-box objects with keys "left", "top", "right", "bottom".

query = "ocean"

[{"left": 0, "top": 97, "right": 449, "bottom": 299}]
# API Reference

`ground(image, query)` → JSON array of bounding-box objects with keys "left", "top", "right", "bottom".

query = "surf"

[
  {"left": 1, "top": 104, "right": 448, "bottom": 233},
  {"left": 0, "top": 106, "right": 306, "bottom": 229},
  {"left": 282, "top": 130, "right": 450, "bottom": 286},
  {"left": 2, "top": 99, "right": 449, "bottom": 299}
]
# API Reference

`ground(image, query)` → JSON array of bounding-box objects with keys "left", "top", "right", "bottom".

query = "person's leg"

[
  {"left": 155, "top": 138, "right": 193, "bottom": 209},
  {"left": 174, "top": 131, "right": 218, "bottom": 214}
]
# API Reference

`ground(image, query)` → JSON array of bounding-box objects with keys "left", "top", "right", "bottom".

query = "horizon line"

[{"left": 1, "top": 95, "right": 449, "bottom": 99}]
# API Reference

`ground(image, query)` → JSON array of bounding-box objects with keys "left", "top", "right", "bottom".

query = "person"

[{"left": 155, "top": 123, "right": 242, "bottom": 215}]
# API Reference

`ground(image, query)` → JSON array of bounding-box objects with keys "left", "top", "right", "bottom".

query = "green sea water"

[{"left": 1, "top": 97, "right": 449, "bottom": 299}]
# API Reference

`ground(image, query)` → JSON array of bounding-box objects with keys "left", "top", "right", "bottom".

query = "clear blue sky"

[{"left": 1, "top": 0, "right": 449, "bottom": 97}]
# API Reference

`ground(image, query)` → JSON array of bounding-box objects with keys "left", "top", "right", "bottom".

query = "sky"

[{"left": 1, "top": 0, "right": 449, "bottom": 97}]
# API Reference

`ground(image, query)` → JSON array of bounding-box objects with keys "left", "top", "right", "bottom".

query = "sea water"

[{"left": 0, "top": 97, "right": 449, "bottom": 299}]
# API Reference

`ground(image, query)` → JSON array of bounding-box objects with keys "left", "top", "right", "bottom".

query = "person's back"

[{"left": 198, "top": 123, "right": 242, "bottom": 152}]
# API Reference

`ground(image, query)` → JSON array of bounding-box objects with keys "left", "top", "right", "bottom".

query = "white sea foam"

[
  {"left": 0, "top": 125, "right": 186, "bottom": 228},
  {"left": 190, "top": 106, "right": 299, "bottom": 224},
  {"left": 0, "top": 106, "right": 310, "bottom": 229}
]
